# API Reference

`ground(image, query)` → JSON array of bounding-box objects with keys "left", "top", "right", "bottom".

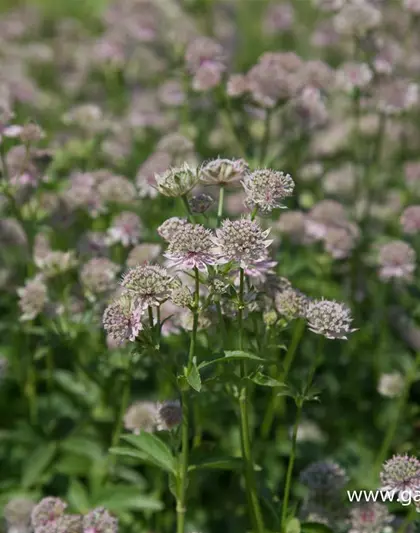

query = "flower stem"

[
  {"left": 261, "top": 318, "right": 305, "bottom": 439},
  {"left": 181, "top": 195, "right": 194, "bottom": 223},
  {"left": 238, "top": 268, "right": 265, "bottom": 533},
  {"left": 374, "top": 352, "right": 420, "bottom": 476},
  {"left": 397, "top": 505, "right": 418, "bottom": 533},
  {"left": 280, "top": 399, "right": 303, "bottom": 532},
  {"left": 177, "top": 267, "right": 200, "bottom": 533},
  {"left": 251, "top": 207, "right": 258, "bottom": 221},
  {"left": 259, "top": 109, "right": 272, "bottom": 166},
  {"left": 217, "top": 186, "right": 225, "bottom": 226}
]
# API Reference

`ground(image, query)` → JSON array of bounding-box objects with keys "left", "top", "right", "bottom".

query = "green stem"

[
  {"left": 374, "top": 352, "right": 420, "bottom": 475},
  {"left": 261, "top": 318, "right": 305, "bottom": 440},
  {"left": 251, "top": 207, "right": 258, "bottom": 221},
  {"left": 280, "top": 400, "right": 303, "bottom": 532},
  {"left": 217, "top": 186, "right": 225, "bottom": 226},
  {"left": 181, "top": 195, "right": 194, "bottom": 223},
  {"left": 397, "top": 506, "right": 417, "bottom": 533},
  {"left": 259, "top": 110, "right": 272, "bottom": 166},
  {"left": 238, "top": 268, "right": 265, "bottom": 533},
  {"left": 177, "top": 267, "right": 200, "bottom": 533}
]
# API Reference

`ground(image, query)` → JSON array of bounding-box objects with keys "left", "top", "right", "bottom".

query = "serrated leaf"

[
  {"left": 21, "top": 442, "right": 57, "bottom": 489},
  {"left": 121, "top": 434, "right": 176, "bottom": 473},
  {"left": 186, "top": 359, "right": 201, "bottom": 392},
  {"left": 301, "top": 522, "right": 334, "bottom": 533},
  {"left": 286, "top": 517, "right": 301, "bottom": 533},
  {"left": 248, "top": 371, "right": 287, "bottom": 388}
]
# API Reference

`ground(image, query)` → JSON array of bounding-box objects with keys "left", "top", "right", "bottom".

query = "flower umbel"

[
  {"left": 213, "top": 218, "right": 272, "bottom": 268},
  {"left": 164, "top": 223, "right": 217, "bottom": 272},
  {"left": 242, "top": 169, "right": 295, "bottom": 213},
  {"left": 380, "top": 455, "right": 420, "bottom": 496},
  {"left": 102, "top": 295, "right": 145, "bottom": 344},
  {"left": 121, "top": 264, "right": 174, "bottom": 306},
  {"left": 306, "top": 299, "right": 357, "bottom": 340},
  {"left": 155, "top": 163, "right": 198, "bottom": 197}
]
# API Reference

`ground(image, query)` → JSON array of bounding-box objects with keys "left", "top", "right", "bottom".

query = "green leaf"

[
  {"left": 121, "top": 433, "right": 176, "bottom": 473},
  {"left": 248, "top": 371, "right": 287, "bottom": 388},
  {"left": 109, "top": 446, "right": 150, "bottom": 461},
  {"left": 67, "top": 479, "right": 90, "bottom": 513},
  {"left": 94, "top": 485, "right": 163, "bottom": 512},
  {"left": 301, "top": 523, "right": 334, "bottom": 533},
  {"left": 188, "top": 457, "right": 244, "bottom": 471},
  {"left": 286, "top": 518, "right": 301, "bottom": 533},
  {"left": 21, "top": 442, "right": 57, "bottom": 489},
  {"left": 199, "top": 351, "right": 264, "bottom": 369},
  {"left": 186, "top": 358, "right": 201, "bottom": 392},
  {"left": 224, "top": 350, "right": 265, "bottom": 361}
]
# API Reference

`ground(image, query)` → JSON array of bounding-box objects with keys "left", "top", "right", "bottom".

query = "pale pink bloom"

[
  {"left": 378, "top": 241, "right": 416, "bottom": 282},
  {"left": 336, "top": 62, "right": 373, "bottom": 92},
  {"left": 400, "top": 206, "right": 420, "bottom": 234},
  {"left": 107, "top": 212, "right": 142, "bottom": 247}
]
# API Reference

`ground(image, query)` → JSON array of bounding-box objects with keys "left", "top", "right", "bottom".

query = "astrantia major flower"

[
  {"left": 213, "top": 218, "right": 272, "bottom": 268},
  {"left": 275, "top": 287, "right": 309, "bottom": 320},
  {"left": 377, "top": 372, "right": 404, "bottom": 398},
  {"left": 306, "top": 299, "right": 357, "bottom": 340},
  {"left": 106, "top": 211, "right": 142, "bottom": 247},
  {"left": 349, "top": 503, "right": 393, "bottom": 533},
  {"left": 378, "top": 240, "right": 416, "bottom": 282},
  {"left": 31, "top": 498, "right": 67, "bottom": 530},
  {"left": 80, "top": 258, "right": 119, "bottom": 297},
  {"left": 124, "top": 401, "right": 159, "bottom": 434},
  {"left": 242, "top": 169, "right": 295, "bottom": 213},
  {"left": 158, "top": 217, "right": 189, "bottom": 242},
  {"left": 400, "top": 206, "right": 420, "bottom": 234},
  {"left": 102, "top": 295, "right": 145, "bottom": 344},
  {"left": 121, "top": 264, "right": 173, "bottom": 306},
  {"left": 157, "top": 400, "right": 182, "bottom": 431},
  {"left": 155, "top": 162, "right": 198, "bottom": 197},
  {"left": 380, "top": 455, "right": 420, "bottom": 497},
  {"left": 17, "top": 277, "right": 48, "bottom": 321},
  {"left": 300, "top": 460, "right": 349, "bottom": 493},
  {"left": 83, "top": 507, "right": 118, "bottom": 533},
  {"left": 199, "top": 158, "right": 250, "bottom": 186},
  {"left": 164, "top": 223, "right": 217, "bottom": 272}
]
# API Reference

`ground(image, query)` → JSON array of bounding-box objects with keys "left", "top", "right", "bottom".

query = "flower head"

[
  {"left": 213, "top": 218, "right": 272, "bottom": 268},
  {"left": 56, "top": 514, "right": 83, "bottom": 533},
  {"left": 80, "top": 258, "right": 119, "bottom": 296},
  {"left": 31, "top": 498, "right": 67, "bottom": 530},
  {"left": 306, "top": 299, "right": 357, "bottom": 340},
  {"left": 121, "top": 264, "right": 173, "bottom": 306},
  {"left": 124, "top": 401, "right": 159, "bottom": 434},
  {"left": 18, "top": 277, "right": 48, "bottom": 321},
  {"left": 300, "top": 460, "right": 349, "bottom": 493},
  {"left": 107, "top": 212, "right": 142, "bottom": 247},
  {"left": 158, "top": 217, "right": 189, "bottom": 242},
  {"left": 378, "top": 372, "right": 404, "bottom": 398},
  {"left": 349, "top": 503, "right": 393, "bottom": 533},
  {"left": 103, "top": 295, "right": 145, "bottom": 344},
  {"left": 380, "top": 455, "right": 420, "bottom": 496},
  {"left": 242, "top": 169, "right": 295, "bottom": 213},
  {"left": 188, "top": 193, "right": 214, "bottom": 214},
  {"left": 199, "top": 158, "right": 250, "bottom": 186},
  {"left": 157, "top": 400, "right": 182, "bottom": 431},
  {"left": 275, "top": 288, "right": 309, "bottom": 320},
  {"left": 378, "top": 241, "right": 416, "bottom": 282},
  {"left": 165, "top": 223, "right": 217, "bottom": 272},
  {"left": 4, "top": 498, "right": 35, "bottom": 533},
  {"left": 155, "top": 162, "right": 198, "bottom": 197},
  {"left": 400, "top": 206, "right": 420, "bottom": 234},
  {"left": 83, "top": 507, "right": 118, "bottom": 533}
]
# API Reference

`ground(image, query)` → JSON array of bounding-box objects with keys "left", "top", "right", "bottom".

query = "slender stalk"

[
  {"left": 374, "top": 352, "right": 420, "bottom": 475},
  {"left": 261, "top": 318, "right": 305, "bottom": 439},
  {"left": 397, "top": 506, "right": 417, "bottom": 533},
  {"left": 238, "top": 268, "right": 265, "bottom": 533},
  {"left": 217, "top": 186, "right": 225, "bottom": 226},
  {"left": 250, "top": 207, "right": 258, "bottom": 221},
  {"left": 181, "top": 195, "right": 194, "bottom": 223},
  {"left": 280, "top": 400, "right": 303, "bottom": 532},
  {"left": 259, "top": 110, "right": 272, "bottom": 166},
  {"left": 177, "top": 267, "right": 200, "bottom": 533}
]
